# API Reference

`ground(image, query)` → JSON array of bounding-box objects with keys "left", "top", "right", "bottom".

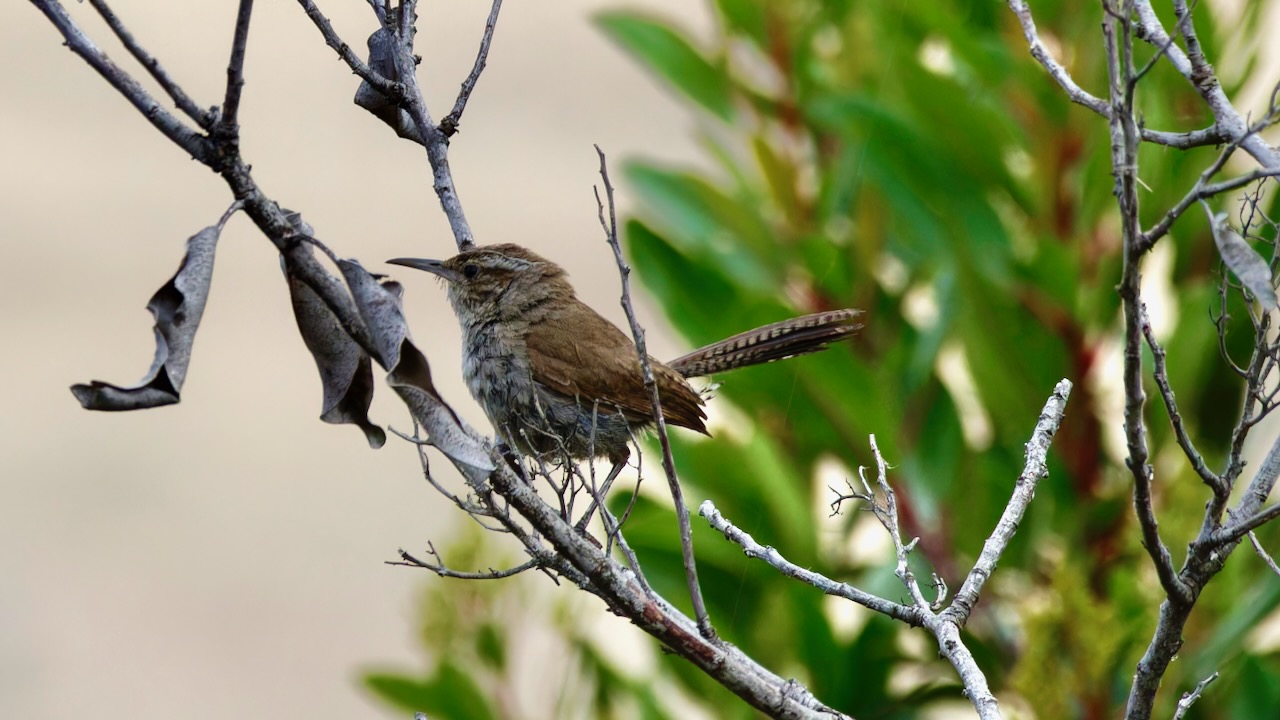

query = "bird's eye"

[{"left": 462, "top": 263, "right": 479, "bottom": 279}]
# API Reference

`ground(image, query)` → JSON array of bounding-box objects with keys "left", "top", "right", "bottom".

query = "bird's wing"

[{"left": 525, "top": 304, "right": 707, "bottom": 434}]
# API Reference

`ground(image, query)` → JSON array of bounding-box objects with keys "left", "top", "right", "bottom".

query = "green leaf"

[
  {"left": 363, "top": 663, "right": 496, "bottom": 720},
  {"left": 363, "top": 673, "right": 435, "bottom": 714},
  {"left": 715, "top": 0, "right": 768, "bottom": 47},
  {"left": 475, "top": 622, "right": 506, "bottom": 670},
  {"left": 597, "top": 12, "right": 735, "bottom": 121}
]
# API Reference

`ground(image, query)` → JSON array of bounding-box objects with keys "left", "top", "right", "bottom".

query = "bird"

[{"left": 387, "top": 243, "right": 862, "bottom": 479}]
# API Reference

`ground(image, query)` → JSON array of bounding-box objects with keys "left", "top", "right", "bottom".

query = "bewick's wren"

[{"left": 387, "top": 243, "right": 862, "bottom": 471}]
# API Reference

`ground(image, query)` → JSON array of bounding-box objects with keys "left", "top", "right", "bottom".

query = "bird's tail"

[{"left": 666, "top": 309, "right": 863, "bottom": 379}]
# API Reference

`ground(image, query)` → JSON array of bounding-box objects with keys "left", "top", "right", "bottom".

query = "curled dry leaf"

[
  {"left": 339, "top": 259, "right": 494, "bottom": 475},
  {"left": 284, "top": 246, "right": 386, "bottom": 449},
  {"left": 71, "top": 222, "right": 221, "bottom": 411},
  {"left": 1211, "top": 212, "right": 1279, "bottom": 312},
  {"left": 353, "top": 25, "right": 425, "bottom": 144}
]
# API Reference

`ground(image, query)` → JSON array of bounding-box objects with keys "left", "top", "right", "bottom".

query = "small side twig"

[
  {"left": 31, "top": 0, "right": 209, "bottom": 162},
  {"left": 1247, "top": 532, "right": 1280, "bottom": 578},
  {"left": 1140, "top": 308, "right": 1224, "bottom": 494},
  {"left": 86, "top": 0, "right": 212, "bottom": 128},
  {"left": 1172, "top": 671, "right": 1218, "bottom": 720},
  {"left": 947, "top": 379, "right": 1072, "bottom": 624},
  {"left": 1005, "top": 0, "right": 1108, "bottom": 115},
  {"left": 295, "top": 0, "right": 400, "bottom": 95},
  {"left": 390, "top": 541, "right": 539, "bottom": 580},
  {"left": 220, "top": 0, "right": 255, "bottom": 132},
  {"left": 699, "top": 500, "right": 922, "bottom": 624},
  {"left": 594, "top": 145, "right": 714, "bottom": 639},
  {"left": 440, "top": 0, "right": 504, "bottom": 136}
]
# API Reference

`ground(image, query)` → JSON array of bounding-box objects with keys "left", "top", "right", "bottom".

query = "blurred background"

[{"left": 4, "top": 1, "right": 1280, "bottom": 719}]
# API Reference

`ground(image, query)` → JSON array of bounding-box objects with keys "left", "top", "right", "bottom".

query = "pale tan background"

[{"left": 0, "top": 1, "right": 710, "bottom": 718}]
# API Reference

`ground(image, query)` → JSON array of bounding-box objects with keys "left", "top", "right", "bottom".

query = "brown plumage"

[{"left": 387, "top": 243, "right": 862, "bottom": 466}]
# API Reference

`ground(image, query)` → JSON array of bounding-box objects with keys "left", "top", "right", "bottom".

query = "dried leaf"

[
  {"left": 339, "top": 259, "right": 494, "bottom": 474},
  {"left": 284, "top": 247, "right": 386, "bottom": 449},
  {"left": 1212, "top": 212, "right": 1279, "bottom": 311},
  {"left": 71, "top": 222, "right": 221, "bottom": 410},
  {"left": 354, "top": 27, "right": 425, "bottom": 144}
]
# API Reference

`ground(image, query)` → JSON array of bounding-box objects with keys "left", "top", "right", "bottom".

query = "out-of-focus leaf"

[
  {"left": 596, "top": 12, "right": 735, "bottom": 121},
  {"left": 284, "top": 247, "right": 385, "bottom": 449},
  {"left": 624, "top": 162, "right": 777, "bottom": 287},
  {"left": 715, "top": 0, "right": 768, "bottom": 48},
  {"left": 1211, "top": 212, "right": 1278, "bottom": 311},
  {"left": 71, "top": 215, "right": 228, "bottom": 411},
  {"left": 1228, "top": 655, "right": 1280, "bottom": 719},
  {"left": 900, "top": 386, "right": 964, "bottom": 523},
  {"left": 363, "top": 664, "right": 496, "bottom": 720},
  {"left": 341, "top": 260, "right": 494, "bottom": 474},
  {"left": 363, "top": 673, "right": 435, "bottom": 714},
  {"left": 753, "top": 136, "right": 802, "bottom": 224},
  {"left": 431, "top": 661, "right": 498, "bottom": 720},
  {"left": 475, "top": 623, "right": 506, "bottom": 670}
]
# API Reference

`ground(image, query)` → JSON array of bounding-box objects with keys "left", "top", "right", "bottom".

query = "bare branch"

[
  {"left": 947, "top": 379, "right": 1072, "bottom": 624},
  {"left": 485, "top": 453, "right": 848, "bottom": 719},
  {"left": 1247, "top": 532, "right": 1280, "bottom": 578},
  {"left": 595, "top": 145, "right": 713, "bottom": 639},
  {"left": 440, "top": 0, "right": 504, "bottom": 136},
  {"left": 86, "top": 0, "right": 212, "bottom": 128},
  {"left": 390, "top": 542, "right": 539, "bottom": 579},
  {"left": 859, "top": 437, "right": 1001, "bottom": 719},
  {"left": 1140, "top": 309, "right": 1224, "bottom": 493},
  {"left": 1132, "top": 0, "right": 1280, "bottom": 168},
  {"left": 1107, "top": 0, "right": 1190, "bottom": 603},
  {"left": 1141, "top": 168, "right": 1280, "bottom": 251},
  {"left": 1005, "top": 0, "right": 1108, "bottom": 116},
  {"left": 861, "top": 438, "right": 933, "bottom": 609},
  {"left": 220, "top": 0, "right": 255, "bottom": 131},
  {"left": 295, "top": 0, "right": 401, "bottom": 95},
  {"left": 1214, "top": 503, "right": 1280, "bottom": 546},
  {"left": 699, "top": 500, "right": 922, "bottom": 624},
  {"left": 1172, "top": 672, "right": 1218, "bottom": 720},
  {"left": 1140, "top": 124, "right": 1226, "bottom": 148},
  {"left": 30, "top": 0, "right": 209, "bottom": 162},
  {"left": 1234, "top": 431, "right": 1280, "bottom": 523}
]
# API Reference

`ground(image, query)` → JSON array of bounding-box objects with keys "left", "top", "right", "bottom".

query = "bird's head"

[{"left": 388, "top": 243, "right": 570, "bottom": 324}]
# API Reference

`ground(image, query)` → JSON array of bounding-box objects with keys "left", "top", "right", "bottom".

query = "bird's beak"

[{"left": 386, "top": 257, "right": 459, "bottom": 282}]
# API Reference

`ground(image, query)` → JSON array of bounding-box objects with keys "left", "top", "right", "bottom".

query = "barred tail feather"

[{"left": 667, "top": 309, "right": 863, "bottom": 378}]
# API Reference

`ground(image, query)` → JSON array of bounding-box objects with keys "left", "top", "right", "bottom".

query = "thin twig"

[
  {"left": 1172, "top": 672, "right": 1218, "bottom": 720},
  {"left": 863, "top": 437, "right": 1001, "bottom": 719},
  {"left": 699, "top": 500, "right": 921, "bottom": 623},
  {"left": 440, "top": 0, "right": 503, "bottom": 136},
  {"left": 220, "top": 0, "right": 255, "bottom": 132},
  {"left": 594, "top": 145, "right": 714, "bottom": 639},
  {"left": 1005, "top": 0, "right": 1108, "bottom": 115},
  {"left": 1141, "top": 168, "right": 1280, "bottom": 251},
  {"left": 31, "top": 0, "right": 209, "bottom": 162},
  {"left": 1140, "top": 308, "right": 1224, "bottom": 493},
  {"left": 1132, "top": 0, "right": 1280, "bottom": 168},
  {"left": 1130, "top": 0, "right": 1198, "bottom": 87},
  {"left": 1140, "top": 124, "right": 1226, "bottom": 149},
  {"left": 1247, "top": 532, "right": 1280, "bottom": 578},
  {"left": 862, "top": 438, "right": 932, "bottom": 609},
  {"left": 295, "top": 0, "right": 401, "bottom": 95},
  {"left": 391, "top": 542, "right": 539, "bottom": 579},
  {"left": 1212, "top": 503, "right": 1280, "bottom": 546},
  {"left": 947, "top": 379, "right": 1072, "bottom": 624},
  {"left": 1104, "top": 0, "right": 1188, "bottom": 605},
  {"left": 86, "top": 0, "right": 212, "bottom": 128}
]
